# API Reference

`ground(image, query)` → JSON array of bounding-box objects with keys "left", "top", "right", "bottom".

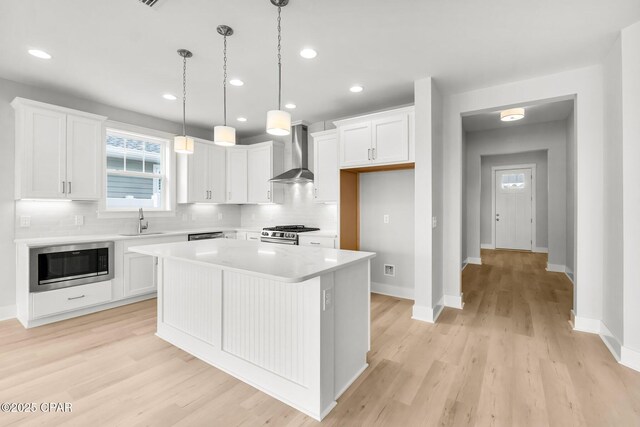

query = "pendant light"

[
  {"left": 174, "top": 49, "right": 195, "bottom": 154},
  {"left": 214, "top": 25, "right": 236, "bottom": 146},
  {"left": 266, "top": 0, "right": 291, "bottom": 136}
]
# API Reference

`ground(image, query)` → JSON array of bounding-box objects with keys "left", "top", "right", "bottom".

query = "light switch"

[
  {"left": 383, "top": 214, "right": 389, "bottom": 224},
  {"left": 218, "top": 213, "right": 223, "bottom": 220},
  {"left": 19, "top": 216, "right": 31, "bottom": 228},
  {"left": 432, "top": 217, "right": 437, "bottom": 228},
  {"left": 74, "top": 215, "right": 84, "bottom": 226},
  {"left": 322, "top": 288, "right": 333, "bottom": 311}
]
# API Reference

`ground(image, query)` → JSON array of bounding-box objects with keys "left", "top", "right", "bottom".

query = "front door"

[{"left": 495, "top": 168, "right": 532, "bottom": 251}]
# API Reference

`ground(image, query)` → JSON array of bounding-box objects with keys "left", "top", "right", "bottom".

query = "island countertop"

[{"left": 129, "top": 239, "right": 375, "bottom": 283}]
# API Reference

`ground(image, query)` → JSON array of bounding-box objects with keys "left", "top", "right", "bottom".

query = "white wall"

[
  {"left": 0, "top": 77, "right": 244, "bottom": 316},
  {"left": 601, "top": 35, "right": 624, "bottom": 356},
  {"left": 360, "top": 170, "right": 415, "bottom": 299},
  {"left": 621, "top": 22, "right": 640, "bottom": 359},
  {"left": 443, "top": 65, "right": 603, "bottom": 324},
  {"left": 479, "top": 150, "right": 548, "bottom": 249},
  {"left": 465, "top": 120, "right": 567, "bottom": 262},
  {"left": 431, "top": 82, "right": 444, "bottom": 310}
]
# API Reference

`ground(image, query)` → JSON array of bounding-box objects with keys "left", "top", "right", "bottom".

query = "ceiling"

[
  {"left": 462, "top": 99, "right": 574, "bottom": 132},
  {"left": 1, "top": 0, "right": 638, "bottom": 138}
]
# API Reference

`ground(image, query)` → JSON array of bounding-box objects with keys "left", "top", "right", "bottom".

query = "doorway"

[{"left": 492, "top": 165, "right": 535, "bottom": 251}]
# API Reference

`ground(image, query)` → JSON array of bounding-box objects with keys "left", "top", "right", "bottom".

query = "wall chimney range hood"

[{"left": 270, "top": 123, "right": 314, "bottom": 184}]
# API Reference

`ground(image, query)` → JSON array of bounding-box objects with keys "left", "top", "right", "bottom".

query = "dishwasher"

[{"left": 187, "top": 232, "right": 224, "bottom": 241}]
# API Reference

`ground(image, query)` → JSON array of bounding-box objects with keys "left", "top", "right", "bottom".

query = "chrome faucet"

[{"left": 138, "top": 208, "right": 149, "bottom": 234}]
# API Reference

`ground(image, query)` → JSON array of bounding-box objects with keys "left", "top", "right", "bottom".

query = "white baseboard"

[
  {"left": 480, "top": 243, "right": 495, "bottom": 250},
  {"left": 466, "top": 257, "right": 482, "bottom": 265},
  {"left": 411, "top": 296, "right": 444, "bottom": 323},
  {"left": 599, "top": 321, "right": 622, "bottom": 361},
  {"left": 546, "top": 263, "right": 566, "bottom": 273},
  {"left": 570, "top": 310, "right": 600, "bottom": 334},
  {"left": 371, "top": 282, "right": 414, "bottom": 300},
  {"left": 564, "top": 270, "right": 574, "bottom": 285},
  {"left": 444, "top": 294, "right": 464, "bottom": 309},
  {"left": 461, "top": 261, "right": 468, "bottom": 271},
  {"left": 533, "top": 247, "right": 549, "bottom": 253},
  {"left": 0, "top": 304, "right": 16, "bottom": 322},
  {"left": 621, "top": 346, "right": 640, "bottom": 372}
]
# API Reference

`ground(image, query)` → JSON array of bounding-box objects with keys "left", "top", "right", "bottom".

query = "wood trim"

[
  {"left": 340, "top": 170, "right": 359, "bottom": 250},
  {"left": 345, "top": 162, "right": 415, "bottom": 174}
]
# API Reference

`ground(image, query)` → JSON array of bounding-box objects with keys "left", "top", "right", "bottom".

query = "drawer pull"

[
  {"left": 67, "top": 295, "right": 86, "bottom": 301},
  {"left": 310, "top": 242, "right": 320, "bottom": 245}
]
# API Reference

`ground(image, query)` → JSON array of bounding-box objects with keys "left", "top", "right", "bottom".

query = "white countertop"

[
  {"left": 14, "top": 227, "right": 264, "bottom": 247},
  {"left": 129, "top": 239, "right": 374, "bottom": 283}
]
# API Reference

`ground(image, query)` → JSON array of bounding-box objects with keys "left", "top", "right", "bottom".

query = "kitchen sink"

[{"left": 118, "top": 232, "right": 167, "bottom": 237}]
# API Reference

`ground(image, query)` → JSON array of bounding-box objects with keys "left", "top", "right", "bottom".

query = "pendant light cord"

[
  {"left": 182, "top": 54, "right": 187, "bottom": 137},
  {"left": 277, "top": 5, "right": 282, "bottom": 111},
  {"left": 223, "top": 33, "right": 228, "bottom": 126}
]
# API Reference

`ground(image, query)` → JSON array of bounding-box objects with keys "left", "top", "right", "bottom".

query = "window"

[
  {"left": 105, "top": 129, "right": 169, "bottom": 211},
  {"left": 501, "top": 173, "right": 525, "bottom": 190}
]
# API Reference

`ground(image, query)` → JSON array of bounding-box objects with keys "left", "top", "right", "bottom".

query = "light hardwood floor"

[{"left": 1, "top": 249, "right": 639, "bottom": 426}]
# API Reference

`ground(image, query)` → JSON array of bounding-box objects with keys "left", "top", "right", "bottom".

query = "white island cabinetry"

[{"left": 130, "top": 239, "right": 374, "bottom": 421}]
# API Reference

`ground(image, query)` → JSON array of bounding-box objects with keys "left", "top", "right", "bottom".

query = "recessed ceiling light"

[
  {"left": 350, "top": 85, "right": 364, "bottom": 93},
  {"left": 162, "top": 93, "right": 177, "bottom": 100},
  {"left": 237, "top": 117, "right": 247, "bottom": 122},
  {"left": 28, "top": 49, "right": 51, "bottom": 59},
  {"left": 500, "top": 108, "right": 525, "bottom": 122},
  {"left": 285, "top": 103, "right": 296, "bottom": 109},
  {"left": 229, "top": 79, "right": 244, "bottom": 86},
  {"left": 299, "top": 48, "right": 317, "bottom": 59}
]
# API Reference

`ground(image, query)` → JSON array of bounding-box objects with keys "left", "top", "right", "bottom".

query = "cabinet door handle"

[
  {"left": 61, "top": 181, "right": 65, "bottom": 194},
  {"left": 67, "top": 295, "right": 85, "bottom": 301},
  {"left": 310, "top": 242, "right": 320, "bottom": 245},
  {"left": 314, "top": 188, "right": 318, "bottom": 198},
  {"left": 368, "top": 148, "right": 371, "bottom": 160},
  {"left": 68, "top": 181, "right": 71, "bottom": 194},
  {"left": 372, "top": 148, "right": 376, "bottom": 159},
  {"left": 228, "top": 191, "right": 231, "bottom": 200},
  {"left": 267, "top": 190, "right": 271, "bottom": 200}
]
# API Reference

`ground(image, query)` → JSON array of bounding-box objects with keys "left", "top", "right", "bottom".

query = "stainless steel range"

[{"left": 260, "top": 225, "right": 320, "bottom": 245}]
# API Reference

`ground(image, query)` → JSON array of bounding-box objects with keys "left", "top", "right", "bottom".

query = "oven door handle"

[{"left": 260, "top": 237, "right": 297, "bottom": 245}]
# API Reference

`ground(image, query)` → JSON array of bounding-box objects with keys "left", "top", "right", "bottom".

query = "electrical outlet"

[
  {"left": 19, "top": 216, "right": 31, "bottom": 228},
  {"left": 384, "top": 264, "right": 395, "bottom": 277},
  {"left": 383, "top": 214, "right": 390, "bottom": 224},
  {"left": 218, "top": 213, "right": 223, "bottom": 220},
  {"left": 432, "top": 216, "right": 437, "bottom": 228},
  {"left": 322, "top": 288, "right": 333, "bottom": 311},
  {"left": 74, "top": 215, "right": 84, "bottom": 226}
]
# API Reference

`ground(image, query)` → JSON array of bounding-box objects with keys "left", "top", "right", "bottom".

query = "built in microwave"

[{"left": 29, "top": 242, "right": 114, "bottom": 292}]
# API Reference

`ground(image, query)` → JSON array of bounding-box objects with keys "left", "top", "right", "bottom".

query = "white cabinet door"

[
  {"left": 21, "top": 106, "right": 67, "bottom": 199},
  {"left": 246, "top": 231, "right": 261, "bottom": 242},
  {"left": 339, "top": 122, "right": 372, "bottom": 168},
  {"left": 298, "top": 235, "right": 336, "bottom": 248},
  {"left": 313, "top": 132, "right": 338, "bottom": 202},
  {"left": 248, "top": 145, "right": 272, "bottom": 203},
  {"left": 209, "top": 144, "right": 227, "bottom": 203},
  {"left": 227, "top": 148, "right": 248, "bottom": 203},
  {"left": 66, "top": 114, "right": 103, "bottom": 200},
  {"left": 191, "top": 141, "right": 211, "bottom": 203},
  {"left": 124, "top": 253, "right": 157, "bottom": 297},
  {"left": 371, "top": 114, "right": 409, "bottom": 165}
]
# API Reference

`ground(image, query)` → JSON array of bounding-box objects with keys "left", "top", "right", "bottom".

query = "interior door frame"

[{"left": 491, "top": 163, "right": 536, "bottom": 251}]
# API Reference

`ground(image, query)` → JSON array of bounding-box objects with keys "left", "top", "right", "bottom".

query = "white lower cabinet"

[
  {"left": 124, "top": 253, "right": 157, "bottom": 297},
  {"left": 32, "top": 281, "right": 112, "bottom": 319},
  {"left": 298, "top": 235, "right": 336, "bottom": 248},
  {"left": 246, "top": 231, "right": 261, "bottom": 241}
]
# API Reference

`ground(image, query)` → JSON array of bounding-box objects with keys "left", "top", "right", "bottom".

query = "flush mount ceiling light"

[
  {"left": 28, "top": 49, "right": 51, "bottom": 59},
  {"left": 237, "top": 117, "right": 247, "bottom": 122},
  {"left": 174, "top": 49, "right": 194, "bottom": 154},
  {"left": 229, "top": 79, "right": 244, "bottom": 86},
  {"left": 162, "top": 93, "right": 177, "bottom": 100},
  {"left": 285, "top": 103, "right": 296, "bottom": 109},
  {"left": 214, "top": 25, "right": 237, "bottom": 147},
  {"left": 299, "top": 48, "right": 317, "bottom": 59},
  {"left": 349, "top": 85, "right": 364, "bottom": 93},
  {"left": 500, "top": 107, "right": 525, "bottom": 122},
  {"left": 266, "top": 0, "right": 292, "bottom": 136}
]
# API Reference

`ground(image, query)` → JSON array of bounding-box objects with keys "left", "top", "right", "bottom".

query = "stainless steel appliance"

[
  {"left": 260, "top": 225, "right": 320, "bottom": 245},
  {"left": 188, "top": 232, "right": 224, "bottom": 241},
  {"left": 269, "top": 124, "right": 314, "bottom": 184},
  {"left": 30, "top": 242, "right": 114, "bottom": 292}
]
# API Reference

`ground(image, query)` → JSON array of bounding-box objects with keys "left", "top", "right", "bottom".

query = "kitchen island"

[{"left": 129, "top": 239, "right": 375, "bottom": 421}]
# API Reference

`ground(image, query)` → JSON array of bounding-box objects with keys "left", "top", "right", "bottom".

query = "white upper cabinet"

[
  {"left": 247, "top": 141, "right": 284, "bottom": 204},
  {"left": 312, "top": 130, "right": 338, "bottom": 203},
  {"left": 177, "top": 139, "right": 226, "bottom": 203},
  {"left": 226, "top": 147, "right": 248, "bottom": 204},
  {"left": 12, "top": 98, "right": 106, "bottom": 200},
  {"left": 334, "top": 106, "right": 414, "bottom": 169}
]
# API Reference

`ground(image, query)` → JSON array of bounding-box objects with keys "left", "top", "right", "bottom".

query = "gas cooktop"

[
  {"left": 261, "top": 225, "right": 320, "bottom": 245},
  {"left": 262, "top": 225, "right": 320, "bottom": 233}
]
